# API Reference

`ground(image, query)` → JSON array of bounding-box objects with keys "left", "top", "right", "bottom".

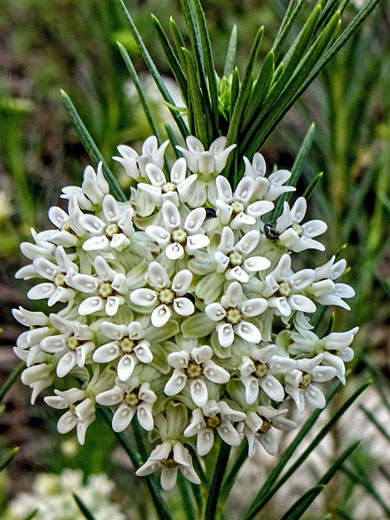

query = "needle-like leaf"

[{"left": 223, "top": 25, "right": 237, "bottom": 78}]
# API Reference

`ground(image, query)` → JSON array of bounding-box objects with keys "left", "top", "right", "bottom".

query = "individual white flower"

[
  {"left": 23, "top": 246, "right": 78, "bottom": 306},
  {"left": 21, "top": 362, "right": 54, "bottom": 404},
  {"left": 67, "top": 256, "right": 127, "bottom": 317},
  {"left": 243, "top": 153, "right": 296, "bottom": 201},
  {"left": 205, "top": 281, "right": 267, "bottom": 347},
  {"left": 240, "top": 405, "right": 296, "bottom": 456},
  {"left": 285, "top": 354, "right": 337, "bottom": 412},
  {"left": 37, "top": 197, "right": 85, "bottom": 247},
  {"left": 145, "top": 200, "right": 209, "bottom": 260},
  {"left": 12, "top": 307, "right": 52, "bottom": 368},
  {"left": 262, "top": 254, "right": 316, "bottom": 317},
  {"left": 96, "top": 377, "right": 156, "bottom": 432},
  {"left": 136, "top": 441, "right": 200, "bottom": 491},
  {"left": 176, "top": 136, "right": 236, "bottom": 206},
  {"left": 275, "top": 197, "right": 327, "bottom": 252},
  {"left": 16, "top": 229, "right": 55, "bottom": 279},
  {"left": 79, "top": 194, "right": 134, "bottom": 251},
  {"left": 215, "top": 176, "right": 274, "bottom": 229},
  {"left": 61, "top": 162, "right": 110, "bottom": 210},
  {"left": 289, "top": 327, "right": 358, "bottom": 384},
  {"left": 184, "top": 400, "right": 246, "bottom": 456},
  {"left": 239, "top": 344, "right": 296, "bottom": 404},
  {"left": 164, "top": 345, "right": 229, "bottom": 406},
  {"left": 114, "top": 135, "right": 169, "bottom": 180},
  {"left": 138, "top": 157, "right": 197, "bottom": 207},
  {"left": 93, "top": 321, "right": 153, "bottom": 381},
  {"left": 215, "top": 227, "right": 271, "bottom": 283},
  {"left": 40, "top": 314, "right": 95, "bottom": 377},
  {"left": 130, "top": 262, "right": 194, "bottom": 327},
  {"left": 45, "top": 388, "right": 95, "bottom": 445},
  {"left": 309, "top": 259, "right": 355, "bottom": 310}
]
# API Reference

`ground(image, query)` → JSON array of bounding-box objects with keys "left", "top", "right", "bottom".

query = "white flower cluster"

[
  {"left": 7, "top": 469, "right": 125, "bottom": 520},
  {"left": 14, "top": 135, "right": 358, "bottom": 490}
]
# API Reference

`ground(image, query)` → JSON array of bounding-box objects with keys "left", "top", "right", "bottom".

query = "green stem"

[{"left": 204, "top": 439, "right": 231, "bottom": 520}]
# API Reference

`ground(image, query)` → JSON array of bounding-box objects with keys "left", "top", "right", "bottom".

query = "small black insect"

[
  {"left": 264, "top": 223, "right": 280, "bottom": 241},
  {"left": 205, "top": 208, "right": 217, "bottom": 219},
  {"left": 183, "top": 292, "right": 196, "bottom": 304}
]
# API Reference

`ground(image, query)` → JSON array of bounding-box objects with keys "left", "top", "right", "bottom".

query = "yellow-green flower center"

[
  {"left": 278, "top": 282, "right": 291, "bottom": 298},
  {"left": 259, "top": 417, "right": 272, "bottom": 433},
  {"left": 99, "top": 281, "right": 114, "bottom": 298},
  {"left": 186, "top": 360, "right": 202, "bottom": 378},
  {"left": 206, "top": 415, "right": 222, "bottom": 429},
  {"left": 299, "top": 373, "right": 312, "bottom": 389},
  {"left": 54, "top": 273, "right": 66, "bottom": 287},
  {"left": 105, "top": 223, "right": 120, "bottom": 238},
  {"left": 231, "top": 201, "right": 244, "bottom": 214},
  {"left": 172, "top": 228, "right": 188, "bottom": 244},
  {"left": 255, "top": 362, "right": 268, "bottom": 378},
  {"left": 159, "top": 288, "right": 175, "bottom": 305},
  {"left": 162, "top": 182, "right": 177, "bottom": 193},
  {"left": 226, "top": 308, "right": 242, "bottom": 325},
  {"left": 229, "top": 251, "right": 243, "bottom": 267},
  {"left": 125, "top": 391, "right": 140, "bottom": 407},
  {"left": 120, "top": 337, "right": 136, "bottom": 354},
  {"left": 67, "top": 335, "right": 80, "bottom": 351},
  {"left": 292, "top": 222, "right": 302, "bottom": 236}
]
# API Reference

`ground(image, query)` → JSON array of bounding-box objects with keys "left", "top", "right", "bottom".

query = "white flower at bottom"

[
  {"left": 184, "top": 400, "right": 246, "bottom": 456},
  {"left": 96, "top": 377, "right": 156, "bottom": 432},
  {"left": 136, "top": 441, "right": 200, "bottom": 491},
  {"left": 205, "top": 282, "right": 267, "bottom": 347},
  {"left": 240, "top": 405, "right": 296, "bottom": 456},
  {"left": 164, "top": 345, "right": 230, "bottom": 406},
  {"left": 44, "top": 388, "right": 95, "bottom": 445}
]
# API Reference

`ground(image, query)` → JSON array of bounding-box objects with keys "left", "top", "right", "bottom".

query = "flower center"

[
  {"left": 99, "top": 281, "right": 115, "bottom": 298},
  {"left": 120, "top": 337, "right": 136, "bottom": 354},
  {"left": 292, "top": 223, "right": 302, "bottom": 236},
  {"left": 162, "top": 449, "right": 177, "bottom": 468},
  {"left": 172, "top": 228, "right": 188, "bottom": 244},
  {"left": 226, "top": 308, "right": 242, "bottom": 324},
  {"left": 254, "top": 362, "right": 268, "bottom": 378},
  {"left": 67, "top": 335, "right": 80, "bottom": 351},
  {"left": 54, "top": 273, "right": 66, "bottom": 287},
  {"left": 231, "top": 201, "right": 244, "bottom": 215},
  {"left": 278, "top": 282, "right": 291, "bottom": 298},
  {"left": 259, "top": 417, "right": 271, "bottom": 433},
  {"left": 186, "top": 360, "right": 202, "bottom": 378},
  {"left": 229, "top": 251, "right": 243, "bottom": 267},
  {"left": 299, "top": 373, "right": 312, "bottom": 389},
  {"left": 105, "top": 223, "right": 120, "bottom": 238},
  {"left": 125, "top": 390, "right": 140, "bottom": 407},
  {"left": 205, "top": 415, "right": 222, "bottom": 429},
  {"left": 159, "top": 288, "right": 175, "bottom": 305},
  {"left": 162, "top": 182, "right": 177, "bottom": 193}
]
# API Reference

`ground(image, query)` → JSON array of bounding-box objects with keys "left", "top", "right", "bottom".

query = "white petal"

[
  {"left": 145, "top": 225, "right": 171, "bottom": 246},
  {"left": 288, "top": 295, "right": 316, "bottom": 313},
  {"left": 92, "top": 342, "right": 120, "bottom": 363},
  {"left": 259, "top": 374, "right": 284, "bottom": 401},
  {"left": 96, "top": 387, "right": 124, "bottom": 406},
  {"left": 105, "top": 296, "right": 124, "bottom": 316},
  {"left": 305, "top": 384, "right": 326, "bottom": 409},
  {"left": 235, "top": 321, "right": 261, "bottom": 344},
  {"left": 78, "top": 297, "right": 105, "bottom": 316},
  {"left": 27, "top": 283, "right": 55, "bottom": 300},
  {"left": 238, "top": 298, "right": 268, "bottom": 317},
  {"left": 117, "top": 354, "right": 136, "bottom": 381},
  {"left": 205, "top": 303, "right": 226, "bottom": 321},
  {"left": 166, "top": 242, "right": 185, "bottom": 260},
  {"left": 173, "top": 297, "right": 194, "bottom": 316},
  {"left": 164, "top": 369, "right": 187, "bottom": 396},
  {"left": 161, "top": 466, "right": 179, "bottom": 491},
  {"left": 148, "top": 261, "right": 170, "bottom": 289},
  {"left": 172, "top": 269, "right": 192, "bottom": 295},
  {"left": 301, "top": 220, "right": 327, "bottom": 238},
  {"left": 216, "top": 323, "right": 234, "bottom": 347},
  {"left": 197, "top": 428, "right": 215, "bottom": 456},
  {"left": 162, "top": 200, "right": 181, "bottom": 231},
  {"left": 151, "top": 304, "right": 171, "bottom": 327},
  {"left": 203, "top": 361, "right": 230, "bottom": 384},
  {"left": 57, "top": 352, "right": 77, "bottom": 377},
  {"left": 185, "top": 207, "right": 206, "bottom": 233},
  {"left": 112, "top": 402, "right": 136, "bottom": 432},
  {"left": 191, "top": 345, "right": 212, "bottom": 364},
  {"left": 243, "top": 256, "right": 271, "bottom": 272},
  {"left": 79, "top": 214, "right": 105, "bottom": 234},
  {"left": 57, "top": 411, "right": 77, "bottom": 434},
  {"left": 234, "top": 176, "right": 254, "bottom": 204},
  {"left": 189, "top": 378, "right": 208, "bottom": 407},
  {"left": 185, "top": 234, "right": 210, "bottom": 253},
  {"left": 134, "top": 342, "right": 153, "bottom": 364},
  {"left": 217, "top": 421, "right": 241, "bottom": 446},
  {"left": 130, "top": 288, "right": 157, "bottom": 307}
]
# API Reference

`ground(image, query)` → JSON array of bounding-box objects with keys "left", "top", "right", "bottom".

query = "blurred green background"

[{"left": 0, "top": 0, "right": 389, "bottom": 518}]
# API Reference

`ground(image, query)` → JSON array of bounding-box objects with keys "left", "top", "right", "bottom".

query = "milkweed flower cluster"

[
  {"left": 14, "top": 135, "right": 358, "bottom": 490},
  {"left": 8, "top": 469, "right": 126, "bottom": 520}
]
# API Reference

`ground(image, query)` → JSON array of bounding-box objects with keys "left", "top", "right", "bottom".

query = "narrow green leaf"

[
  {"left": 22, "top": 511, "right": 38, "bottom": 520},
  {"left": 303, "top": 171, "right": 323, "bottom": 200},
  {"left": 280, "top": 485, "right": 326, "bottom": 520},
  {"left": 73, "top": 493, "right": 97, "bottom": 520},
  {"left": 272, "top": 0, "right": 307, "bottom": 62},
  {"left": 0, "top": 362, "right": 24, "bottom": 402},
  {"left": 204, "top": 440, "right": 231, "bottom": 520},
  {"left": 178, "top": 473, "right": 197, "bottom": 520},
  {"left": 318, "top": 441, "right": 360, "bottom": 486},
  {"left": 186, "top": 444, "right": 207, "bottom": 485},
  {"left": 151, "top": 15, "right": 188, "bottom": 101},
  {"left": 264, "top": 5, "right": 322, "bottom": 113},
  {"left": 116, "top": 0, "right": 189, "bottom": 139},
  {"left": 271, "top": 122, "right": 315, "bottom": 219},
  {"left": 242, "top": 51, "right": 275, "bottom": 129},
  {"left": 193, "top": 0, "right": 219, "bottom": 134},
  {"left": 359, "top": 404, "right": 390, "bottom": 442},
  {"left": 61, "top": 91, "right": 126, "bottom": 202},
  {"left": 117, "top": 42, "right": 162, "bottom": 141},
  {"left": 220, "top": 438, "right": 248, "bottom": 503},
  {"left": 99, "top": 408, "right": 173, "bottom": 520},
  {"left": 342, "top": 465, "right": 390, "bottom": 516},
  {"left": 226, "top": 26, "right": 264, "bottom": 147},
  {"left": 224, "top": 25, "right": 237, "bottom": 78},
  {"left": 170, "top": 17, "right": 187, "bottom": 69},
  {"left": 230, "top": 67, "right": 240, "bottom": 118},
  {"left": 0, "top": 446, "right": 19, "bottom": 471},
  {"left": 182, "top": 48, "right": 208, "bottom": 144},
  {"left": 166, "top": 124, "right": 182, "bottom": 159}
]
